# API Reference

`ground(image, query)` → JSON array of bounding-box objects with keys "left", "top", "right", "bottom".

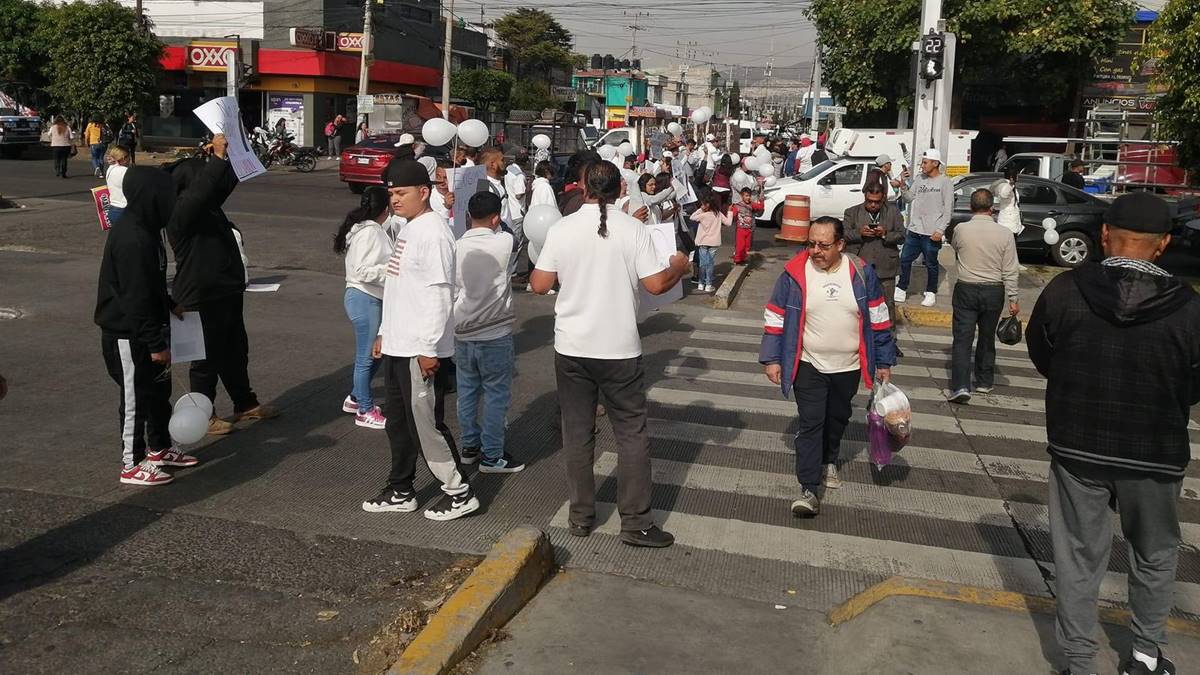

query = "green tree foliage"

[
  {"left": 1144, "top": 0, "right": 1200, "bottom": 172},
  {"left": 509, "top": 79, "right": 557, "bottom": 112},
  {"left": 36, "top": 1, "right": 163, "bottom": 120},
  {"left": 495, "top": 8, "right": 574, "bottom": 80},
  {"left": 806, "top": 0, "right": 1134, "bottom": 114},
  {"left": 451, "top": 68, "right": 514, "bottom": 112},
  {"left": 0, "top": 0, "right": 45, "bottom": 86}
]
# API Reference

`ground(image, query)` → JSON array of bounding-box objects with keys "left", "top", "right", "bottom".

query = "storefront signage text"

[{"left": 187, "top": 41, "right": 237, "bottom": 72}]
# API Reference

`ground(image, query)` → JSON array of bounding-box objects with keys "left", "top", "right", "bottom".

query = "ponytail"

[
  {"left": 334, "top": 186, "right": 389, "bottom": 255},
  {"left": 597, "top": 197, "right": 609, "bottom": 238},
  {"left": 583, "top": 160, "right": 621, "bottom": 239}
]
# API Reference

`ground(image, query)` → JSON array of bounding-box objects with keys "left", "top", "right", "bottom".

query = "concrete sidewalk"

[{"left": 472, "top": 570, "right": 1200, "bottom": 675}]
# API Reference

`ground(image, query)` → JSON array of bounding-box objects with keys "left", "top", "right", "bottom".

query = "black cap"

[
  {"left": 1104, "top": 192, "right": 1172, "bottom": 234},
  {"left": 384, "top": 158, "right": 432, "bottom": 188}
]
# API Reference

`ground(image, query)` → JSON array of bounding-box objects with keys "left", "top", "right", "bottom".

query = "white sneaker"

[
  {"left": 894, "top": 287, "right": 907, "bottom": 303},
  {"left": 823, "top": 463, "right": 843, "bottom": 489},
  {"left": 921, "top": 292, "right": 936, "bottom": 307}
]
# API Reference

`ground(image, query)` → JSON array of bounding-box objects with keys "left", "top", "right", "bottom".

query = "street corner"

[
  {"left": 897, "top": 304, "right": 952, "bottom": 329},
  {"left": 387, "top": 526, "right": 553, "bottom": 675},
  {"left": 712, "top": 252, "right": 760, "bottom": 310}
]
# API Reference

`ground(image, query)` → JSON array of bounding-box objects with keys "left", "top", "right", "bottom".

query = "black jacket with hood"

[
  {"left": 94, "top": 166, "right": 176, "bottom": 352},
  {"left": 166, "top": 156, "right": 245, "bottom": 308},
  {"left": 1027, "top": 261, "right": 1200, "bottom": 477}
]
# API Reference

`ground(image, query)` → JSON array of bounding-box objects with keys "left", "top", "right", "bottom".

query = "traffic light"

[{"left": 920, "top": 30, "right": 945, "bottom": 82}]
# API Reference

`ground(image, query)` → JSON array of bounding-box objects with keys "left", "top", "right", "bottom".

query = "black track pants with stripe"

[{"left": 102, "top": 334, "right": 172, "bottom": 468}]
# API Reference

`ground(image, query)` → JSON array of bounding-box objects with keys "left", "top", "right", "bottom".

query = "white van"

[{"left": 827, "top": 128, "right": 978, "bottom": 177}]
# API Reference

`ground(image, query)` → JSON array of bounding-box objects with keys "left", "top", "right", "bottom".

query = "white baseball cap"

[
  {"left": 394, "top": 133, "right": 415, "bottom": 147},
  {"left": 921, "top": 148, "right": 942, "bottom": 163},
  {"left": 662, "top": 150, "right": 674, "bottom": 159},
  {"left": 875, "top": 154, "right": 892, "bottom": 166}
]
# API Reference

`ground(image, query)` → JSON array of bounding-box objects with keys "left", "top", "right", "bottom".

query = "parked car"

[
  {"left": 949, "top": 173, "right": 1108, "bottom": 267},
  {"left": 339, "top": 134, "right": 409, "bottom": 193},
  {"left": 759, "top": 158, "right": 878, "bottom": 227}
]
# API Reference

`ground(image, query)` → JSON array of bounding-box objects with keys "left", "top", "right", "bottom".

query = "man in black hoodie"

[
  {"left": 166, "top": 133, "right": 276, "bottom": 435},
  {"left": 1028, "top": 192, "right": 1200, "bottom": 675},
  {"left": 96, "top": 166, "right": 199, "bottom": 485}
]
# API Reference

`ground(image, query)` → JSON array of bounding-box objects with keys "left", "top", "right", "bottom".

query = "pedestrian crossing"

[{"left": 547, "top": 313, "right": 1200, "bottom": 618}]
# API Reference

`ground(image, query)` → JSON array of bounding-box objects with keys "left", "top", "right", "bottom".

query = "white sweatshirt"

[
  {"left": 530, "top": 177, "right": 556, "bottom": 207},
  {"left": 454, "top": 227, "right": 515, "bottom": 341},
  {"left": 991, "top": 179, "right": 1023, "bottom": 235},
  {"left": 379, "top": 210, "right": 456, "bottom": 358},
  {"left": 106, "top": 164, "right": 128, "bottom": 207},
  {"left": 343, "top": 219, "right": 393, "bottom": 299}
]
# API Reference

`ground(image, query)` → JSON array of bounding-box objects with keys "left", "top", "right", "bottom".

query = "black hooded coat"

[
  {"left": 165, "top": 156, "right": 245, "bottom": 308},
  {"left": 94, "top": 166, "right": 177, "bottom": 353}
]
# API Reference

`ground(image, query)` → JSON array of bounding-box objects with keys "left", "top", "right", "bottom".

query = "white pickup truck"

[{"left": 997, "top": 152, "right": 1073, "bottom": 181}]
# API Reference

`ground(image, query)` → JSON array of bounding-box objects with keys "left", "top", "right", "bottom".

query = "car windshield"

[
  {"left": 581, "top": 127, "right": 599, "bottom": 142},
  {"left": 798, "top": 159, "right": 836, "bottom": 182}
]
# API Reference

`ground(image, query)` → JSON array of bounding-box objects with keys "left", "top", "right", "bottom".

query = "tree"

[
  {"left": 1144, "top": 0, "right": 1200, "bottom": 172},
  {"left": 571, "top": 52, "right": 589, "bottom": 70},
  {"left": 728, "top": 81, "right": 742, "bottom": 119},
  {"left": 35, "top": 1, "right": 163, "bottom": 120},
  {"left": 0, "top": 0, "right": 46, "bottom": 87},
  {"left": 509, "top": 79, "right": 557, "bottom": 112},
  {"left": 806, "top": 0, "right": 1134, "bottom": 115},
  {"left": 451, "top": 68, "right": 514, "bottom": 112},
  {"left": 494, "top": 8, "right": 574, "bottom": 80}
]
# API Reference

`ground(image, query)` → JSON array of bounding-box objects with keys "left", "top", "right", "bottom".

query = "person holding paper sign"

[
  {"left": 166, "top": 134, "right": 277, "bottom": 435},
  {"left": 96, "top": 166, "right": 198, "bottom": 486},
  {"left": 529, "top": 160, "right": 690, "bottom": 548}
]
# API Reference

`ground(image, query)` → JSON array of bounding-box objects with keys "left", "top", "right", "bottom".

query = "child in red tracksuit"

[{"left": 731, "top": 187, "right": 763, "bottom": 265}]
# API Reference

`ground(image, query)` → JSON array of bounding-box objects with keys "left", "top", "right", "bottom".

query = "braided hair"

[{"left": 585, "top": 160, "right": 621, "bottom": 239}]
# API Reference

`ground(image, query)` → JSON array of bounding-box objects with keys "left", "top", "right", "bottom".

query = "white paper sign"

[
  {"left": 170, "top": 312, "right": 206, "bottom": 363},
  {"left": 450, "top": 164, "right": 488, "bottom": 239},
  {"left": 193, "top": 96, "right": 268, "bottom": 182},
  {"left": 639, "top": 222, "right": 683, "bottom": 319}
]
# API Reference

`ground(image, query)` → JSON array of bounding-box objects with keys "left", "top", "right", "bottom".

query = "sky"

[{"left": 467, "top": 0, "right": 819, "bottom": 75}]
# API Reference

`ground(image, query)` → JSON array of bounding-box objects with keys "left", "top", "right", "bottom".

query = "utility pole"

[
  {"left": 135, "top": 0, "right": 143, "bottom": 29},
  {"left": 624, "top": 11, "right": 648, "bottom": 127},
  {"left": 911, "top": 0, "right": 943, "bottom": 169},
  {"left": 440, "top": 0, "right": 454, "bottom": 119},
  {"left": 357, "top": 0, "right": 375, "bottom": 100},
  {"left": 810, "top": 48, "right": 821, "bottom": 136}
]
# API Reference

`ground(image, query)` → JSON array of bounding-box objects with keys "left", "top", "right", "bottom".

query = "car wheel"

[
  {"left": 1050, "top": 230, "right": 1093, "bottom": 267},
  {"left": 348, "top": 182, "right": 366, "bottom": 194},
  {"left": 770, "top": 204, "right": 783, "bottom": 229}
]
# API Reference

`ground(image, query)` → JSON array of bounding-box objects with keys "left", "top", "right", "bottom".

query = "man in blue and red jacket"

[{"left": 759, "top": 216, "right": 897, "bottom": 517}]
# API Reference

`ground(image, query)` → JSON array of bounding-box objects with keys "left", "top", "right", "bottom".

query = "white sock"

[{"left": 1132, "top": 648, "right": 1158, "bottom": 671}]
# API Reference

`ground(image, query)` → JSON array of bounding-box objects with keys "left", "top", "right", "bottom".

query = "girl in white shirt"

[
  {"left": 104, "top": 145, "right": 131, "bottom": 224},
  {"left": 333, "top": 186, "right": 394, "bottom": 429},
  {"left": 991, "top": 165, "right": 1023, "bottom": 235},
  {"left": 530, "top": 161, "right": 557, "bottom": 208}
]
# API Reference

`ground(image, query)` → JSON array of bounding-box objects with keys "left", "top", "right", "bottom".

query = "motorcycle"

[{"left": 262, "top": 132, "right": 317, "bottom": 173}]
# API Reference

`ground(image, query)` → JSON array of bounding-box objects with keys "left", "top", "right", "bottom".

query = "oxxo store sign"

[
  {"left": 289, "top": 27, "right": 363, "bottom": 53},
  {"left": 186, "top": 41, "right": 238, "bottom": 72}
]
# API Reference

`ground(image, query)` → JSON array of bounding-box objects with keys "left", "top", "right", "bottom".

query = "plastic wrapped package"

[{"left": 867, "top": 381, "right": 912, "bottom": 469}]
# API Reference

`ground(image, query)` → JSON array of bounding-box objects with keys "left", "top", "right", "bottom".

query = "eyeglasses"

[{"left": 806, "top": 240, "right": 838, "bottom": 251}]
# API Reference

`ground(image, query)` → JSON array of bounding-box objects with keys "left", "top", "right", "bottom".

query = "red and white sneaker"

[
  {"left": 355, "top": 406, "right": 387, "bottom": 430},
  {"left": 342, "top": 395, "right": 359, "bottom": 414},
  {"left": 146, "top": 446, "right": 199, "bottom": 467},
  {"left": 120, "top": 460, "right": 174, "bottom": 486}
]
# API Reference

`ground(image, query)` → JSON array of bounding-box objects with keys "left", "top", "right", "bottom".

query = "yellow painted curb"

[
  {"left": 827, "top": 576, "right": 1200, "bottom": 639},
  {"left": 898, "top": 305, "right": 953, "bottom": 329},
  {"left": 388, "top": 525, "right": 553, "bottom": 675}
]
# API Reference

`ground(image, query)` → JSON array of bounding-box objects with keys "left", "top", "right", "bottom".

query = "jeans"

[
  {"left": 455, "top": 335, "right": 514, "bottom": 460},
  {"left": 344, "top": 287, "right": 382, "bottom": 413},
  {"left": 90, "top": 143, "right": 107, "bottom": 173},
  {"left": 897, "top": 231, "right": 942, "bottom": 294},
  {"left": 792, "top": 360, "right": 859, "bottom": 492},
  {"left": 698, "top": 245, "right": 717, "bottom": 286},
  {"left": 950, "top": 282, "right": 1004, "bottom": 392},
  {"left": 106, "top": 206, "right": 125, "bottom": 225},
  {"left": 52, "top": 147, "right": 70, "bottom": 177}
]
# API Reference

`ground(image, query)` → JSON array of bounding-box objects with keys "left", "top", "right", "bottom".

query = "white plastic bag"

[{"left": 871, "top": 381, "right": 912, "bottom": 439}]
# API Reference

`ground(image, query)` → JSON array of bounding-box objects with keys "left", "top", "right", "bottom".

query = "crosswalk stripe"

[
  {"left": 548, "top": 501, "right": 1200, "bottom": 615},
  {"left": 592, "top": 452, "right": 1200, "bottom": 548},
  {"left": 699, "top": 316, "right": 1029, "bottom": 353},
  {"left": 675, "top": 346, "right": 1048, "bottom": 390},
  {"left": 645, "top": 418, "right": 1200, "bottom": 504}
]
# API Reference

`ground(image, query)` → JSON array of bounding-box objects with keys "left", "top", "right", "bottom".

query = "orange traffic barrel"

[{"left": 776, "top": 194, "right": 811, "bottom": 243}]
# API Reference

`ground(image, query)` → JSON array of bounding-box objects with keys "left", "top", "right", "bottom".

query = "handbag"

[{"left": 997, "top": 315, "right": 1023, "bottom": 345}]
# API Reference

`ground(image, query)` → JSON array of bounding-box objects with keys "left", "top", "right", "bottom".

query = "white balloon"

[
  {"left": 1044, "top": 229, "right": 1061, "bottom": 246},
  {"left": 743, "top": 156, "right": 760, "bottom": 171},
  {"left": 523, "top": 204, "right": 561, "bottom": 249},
  {"left": 173, "top": 392, "right": 213, "bottom": 420},
  {"left": 169, "top": 406, "right": 209, "bottom": 445},
  {"left": 757, "top": 162, "right": 775, "bottom": 177},
  {"left": 667, "top": 122, "right": 683, "bottom": 137},
  {"left": 732, "top": 169, "right": 749, "bottom": 184},
  {"left": 597, "top": 144, "right": 617, "bottom": 160},
  {"left": 456, "top": 119, "right": 490, "bottom": 147},
  {"left": 729, "top": 153, "right": 740, "bottom": 165},
  {"left": 531, "top": 133, "right": 552, "bottom": 150},
  {"left": 691, "top": 108, "right": 711, "bottom": 124},
  {"left": 617, "top": 141, "right": 634, "bottom": 157},
  {"left": 528, "top": 240, "right": 542, "bottom": 266},
  {"left": 764, "top": 175, "right": 777, "bottom": 187},
  {"left": 1042, "top": 217, "right": 1057, "bottom": 230},
  {"left": 700, "top": 106, "right": 713, "bottom": 117},
  {"left": 421, "top": 117, "right": 456, "bottom": 146},
  {"left": 753, "top": 145, "right": 771, "bottom": 159}
]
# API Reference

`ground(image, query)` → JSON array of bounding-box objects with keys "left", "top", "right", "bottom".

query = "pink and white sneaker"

[
  {"left": 120, "top": 460, "right": 174, "bottom": 486},
  {"left": 342, "top": 395, "right": 359, "bottom": 414},
  {"left": 355, "top": 406, "right": 387, "bottom": 430},
  {"left": 146, "top": 446, "right": 199, "bottom": 467}
]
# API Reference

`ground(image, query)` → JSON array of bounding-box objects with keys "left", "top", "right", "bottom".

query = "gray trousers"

[
  {"left": 1049, "top": 457, "right": 1182, "bottom": 673},
  {"left": 555, "top": 353, "right": 653, "bottom": 532}
]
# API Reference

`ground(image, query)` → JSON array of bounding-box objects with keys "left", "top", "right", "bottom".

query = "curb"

[
  {"left": 388, "top": 525, "right": 553, "bottom": 675},
  {"left": 827, "top": 576, "right": 1200, "bottom": 638},
  {"left": 898, "top": 305, "right": 952, "bottom": 329},
  {"left": 713, "top": 253, "right": 760, "bottom": 310}
]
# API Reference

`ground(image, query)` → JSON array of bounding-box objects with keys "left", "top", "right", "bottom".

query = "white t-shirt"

[
  {"left": 504, "top": 167, "right": 527, "bottom": 225},
  {"left": 800, "top": 257, "right": 861, "bottom": 374},
  {"left": 530, "top": 177, "right": 556, "bottom": 208},
  {"left": 378, "top": 210, "right": 456, "bottom": 358},
  {"left": 486, "top": 175, "right": 513, "bottom": 228},
  {"left": 535, "top": 203, "right": 666, "bottom": 359},
  {"left": 106, "top": 165, "right": 128, "bottom": 208},
  {"left": 454, "top": 227, "right": 515, "bottom": 341}
]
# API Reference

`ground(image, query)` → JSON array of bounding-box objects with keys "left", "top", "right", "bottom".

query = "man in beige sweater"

[{"left": 946, "top": 188, "right": 1020, "bottom": 403}]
